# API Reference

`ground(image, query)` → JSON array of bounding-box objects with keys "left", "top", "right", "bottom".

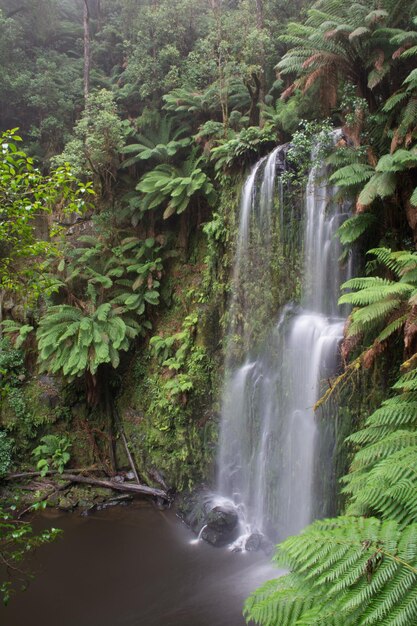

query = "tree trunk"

[
  {"left": 255, "top": 0, "right": 266, "bottom": 125},
  {"left": 104, "top": 385, "right": 117, "bottom": 474},
  {"left": 83, "top": 0, "right": 91, "bottom": 101},
  {"left": 256, "top": 0, "right": 264, "bottom": 29}
]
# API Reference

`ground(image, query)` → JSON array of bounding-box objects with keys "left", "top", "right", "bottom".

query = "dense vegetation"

[{"left": 1, "top": 0, "right": 417, "bottom": 622}]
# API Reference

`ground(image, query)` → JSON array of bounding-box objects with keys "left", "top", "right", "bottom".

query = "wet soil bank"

[{"left": 0, "top": 502, "right": 278, "bottom": 626}]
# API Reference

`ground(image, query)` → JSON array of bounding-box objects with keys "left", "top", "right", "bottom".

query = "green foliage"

[
  {"left": 245, "top": 517, "right": 417, "bottom": 626},
  {"left": 53, "top": 89, "right": 125, "bottom": 194},
  {"left": 37, "top": 304, "right": 136, "bottom": 379},
  {"left": 337, "top": 213, "right": 377, "bottom": 245},
  {"left": 282, "top": 119, "right": 335, "bottom": 187},
  {"left": 0, "top": 339, "right": 41, "bottom": 445},
  {"left": 0, "top": 497, "right": 61, "bottom": 605},
  {"left": 339, "top": 248, "right": 417, "bottom": 344},
  {"left": 330, "top": 163, "right": 375, "bottom": 188},
  {"left": 343, "top": 367, "right": 417, "bottom": 526},
  {"left": 120, "top": 114, "right": 191, "bottom": 167},
  {"left": 211, "top": 126, "right": 276, "bottom": 172},
  {"left": 32, "top": 434, "right": 71, "bottom": 476},
  {"left": 0, "top": 338, "right": 26, "bottom": 394},
  {"left": 1, "top": 321, "right": 34, "bottom": 350},
  {"left": 136, "top": 153, "right": 216, "bottom": 219},
  {"left": 0, "top": 129, "right": 93, "bottom": 295},
  {"left": 0, "top": 431, "right": 13, "bottom": 476},
  {"left": 36, "top": 234, "right": 163, "bottom": 387},
  {"left": 356, "top": 145, "right": 417, "bottom": 209}
]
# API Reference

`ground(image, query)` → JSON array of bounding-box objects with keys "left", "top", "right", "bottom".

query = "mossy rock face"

[
  {"left": 114, "top": 224, "right": 225, "bottom": 492},
  {"left": 1, "top": 376, "right": 65, "bottom": 458}
]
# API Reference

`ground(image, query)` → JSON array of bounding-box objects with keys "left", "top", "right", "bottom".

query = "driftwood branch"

[
  {"left": 5, "top": 467, "right": 169, "bottom": 502},
  {"left": 114, "top": 408, "right": 141, "bottom": 485},
  {"left": 60, "top": 474, "right": 169, "bottom": 500}
]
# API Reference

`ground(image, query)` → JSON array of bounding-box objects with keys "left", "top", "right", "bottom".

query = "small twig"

[{"left": 18, "top": 482, "right": 72, "bottom": 519}]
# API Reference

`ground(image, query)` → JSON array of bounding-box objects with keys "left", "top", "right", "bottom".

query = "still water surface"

[{"left": 1, "top": 502, "right": 278, "bottom": 626}]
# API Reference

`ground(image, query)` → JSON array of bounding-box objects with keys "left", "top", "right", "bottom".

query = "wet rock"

[
  {"left": 176, "top": 489, "right": 210, "bottom": 532},
  {"left": 176, "top": 491, "right": 240, "bottom": 547},
  {"left": 206, "top": 505, "right": 238, "bottom": 533},
  {"left": 201, "top": 526, "right": 231, "bottom": 547},
  {"left": 242, "top": 532, "right": 274, "bottom": 554},
  {"left": 245, "top": 533, "right": 263, "bottom": 552},
  {"left": 200, "top": 504, "right": 239, "bottom": 547},
  {"left": 58, "top": 494, "right": 75, "bottom": 512}
]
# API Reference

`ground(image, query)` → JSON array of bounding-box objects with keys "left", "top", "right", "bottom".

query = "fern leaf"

[
  {"left": 337, "top": 213, "right": 377, "bottom": 245},
  {"left": 357, "top": 172, "right": 397, "bottom": 208}
]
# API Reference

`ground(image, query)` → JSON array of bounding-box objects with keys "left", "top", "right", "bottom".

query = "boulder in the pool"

[
  {"left": 200, "top": 504, "right": 239, "bottom": 546},
  {"left": 245, "top": 532, "right": 263, "bottom": 552}
]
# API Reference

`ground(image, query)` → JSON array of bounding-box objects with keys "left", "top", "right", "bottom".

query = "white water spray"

[{"left": 217, "top": 133, "right": 351, "bottom": 542}]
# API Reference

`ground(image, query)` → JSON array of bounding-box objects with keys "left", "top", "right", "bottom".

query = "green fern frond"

[
  {"left": 339, "top": 283, "right": 412, "bottom": 306},
  {"left": 330, "top": 163, "right": 374, "bottom": 187},
  {"left": 357, "top": 172, "right": 397, "bottom": 208},
  {"left": 346, "top": 447, "right": 417, "bottom": 525},
  {"left": 244, "top": 575, "right": 316, "bottom": 626},
  {"left": 246, "top": 517, "right": 417, "bottom": 626},
  {"left": 383, "top": 91, "right": 409, "bottom": 112},
  {"left": 337, "top": 213, "right": 377, "bottom": 245},
  {"left": 347, "top": 299, "right": 402, "bottom": 336}
]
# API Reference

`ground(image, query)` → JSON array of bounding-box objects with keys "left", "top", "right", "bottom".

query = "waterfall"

[{"left": 216, "top": 133, "right": 351, "bottom": 542}]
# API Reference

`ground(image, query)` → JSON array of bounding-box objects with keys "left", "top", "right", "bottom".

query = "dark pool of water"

[{"left": 0, "top": 502, "right": 279, "bottom": 626}]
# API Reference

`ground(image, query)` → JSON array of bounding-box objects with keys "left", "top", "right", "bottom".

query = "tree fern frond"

[
  {"left": 246, "top": 517, "right": 417, "bottom": 626},
  {"left": 347, "top": 299, "right": 402, "bottom": 336},
  {"left": 339, "top": 283, "right": 412, "bottom": 306},
  {"left": 357, "top": 172, "right": 397, "bottom": 208},
  {"left": 337, "top": 213, "right": 377, "bottom": 245},
  {"left": 330, "top": 163, "right": 374, "bottom": 187}
]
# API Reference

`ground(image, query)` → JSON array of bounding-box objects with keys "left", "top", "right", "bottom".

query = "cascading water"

[{"left": 216, "top": 132, "right": 351, "bottom": 544}]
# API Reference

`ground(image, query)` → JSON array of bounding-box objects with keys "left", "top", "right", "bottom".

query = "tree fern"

[
  {"left": 245, "top": 517, "right": 417, "bottom": 626},
  {"left": 136, "top": 152, "right": 216, "bottom": 219},
  {"left": 339, "top": 248, "right": 417, "bottom": 346},
  {"left": 346, "top": 447, "right": 417, "bottom": 525},
  {"left": 120, "top": 114, "right": 191, "bottom": 167}
]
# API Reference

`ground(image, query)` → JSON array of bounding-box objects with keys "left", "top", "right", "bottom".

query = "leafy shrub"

[
  {"left": 0, "top": 339, "right": 26, "bottom": 394},
  {"left": 0, "top": 431, "right": 13, "bottom": 476},
  {"left": 211, "top": 126, "right": 276, "bottom": 171},
  {"left": 32, "top": 435, "right": 71, "bottom": 476}
]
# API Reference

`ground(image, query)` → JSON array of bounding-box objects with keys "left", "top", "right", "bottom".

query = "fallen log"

[
  {"left": 6, "top": 467, "right": 100, "bottom": 480},
  {"left": 4, "top": 469, "right": 169, "bottom": 502},
  {"left": 60, "top": 474, "right": 169, "bottom": 501}
]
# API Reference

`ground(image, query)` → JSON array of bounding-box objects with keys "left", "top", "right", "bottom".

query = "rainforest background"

[{"left": 1, "top": 0, "right": 417, "bottom": 622}]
